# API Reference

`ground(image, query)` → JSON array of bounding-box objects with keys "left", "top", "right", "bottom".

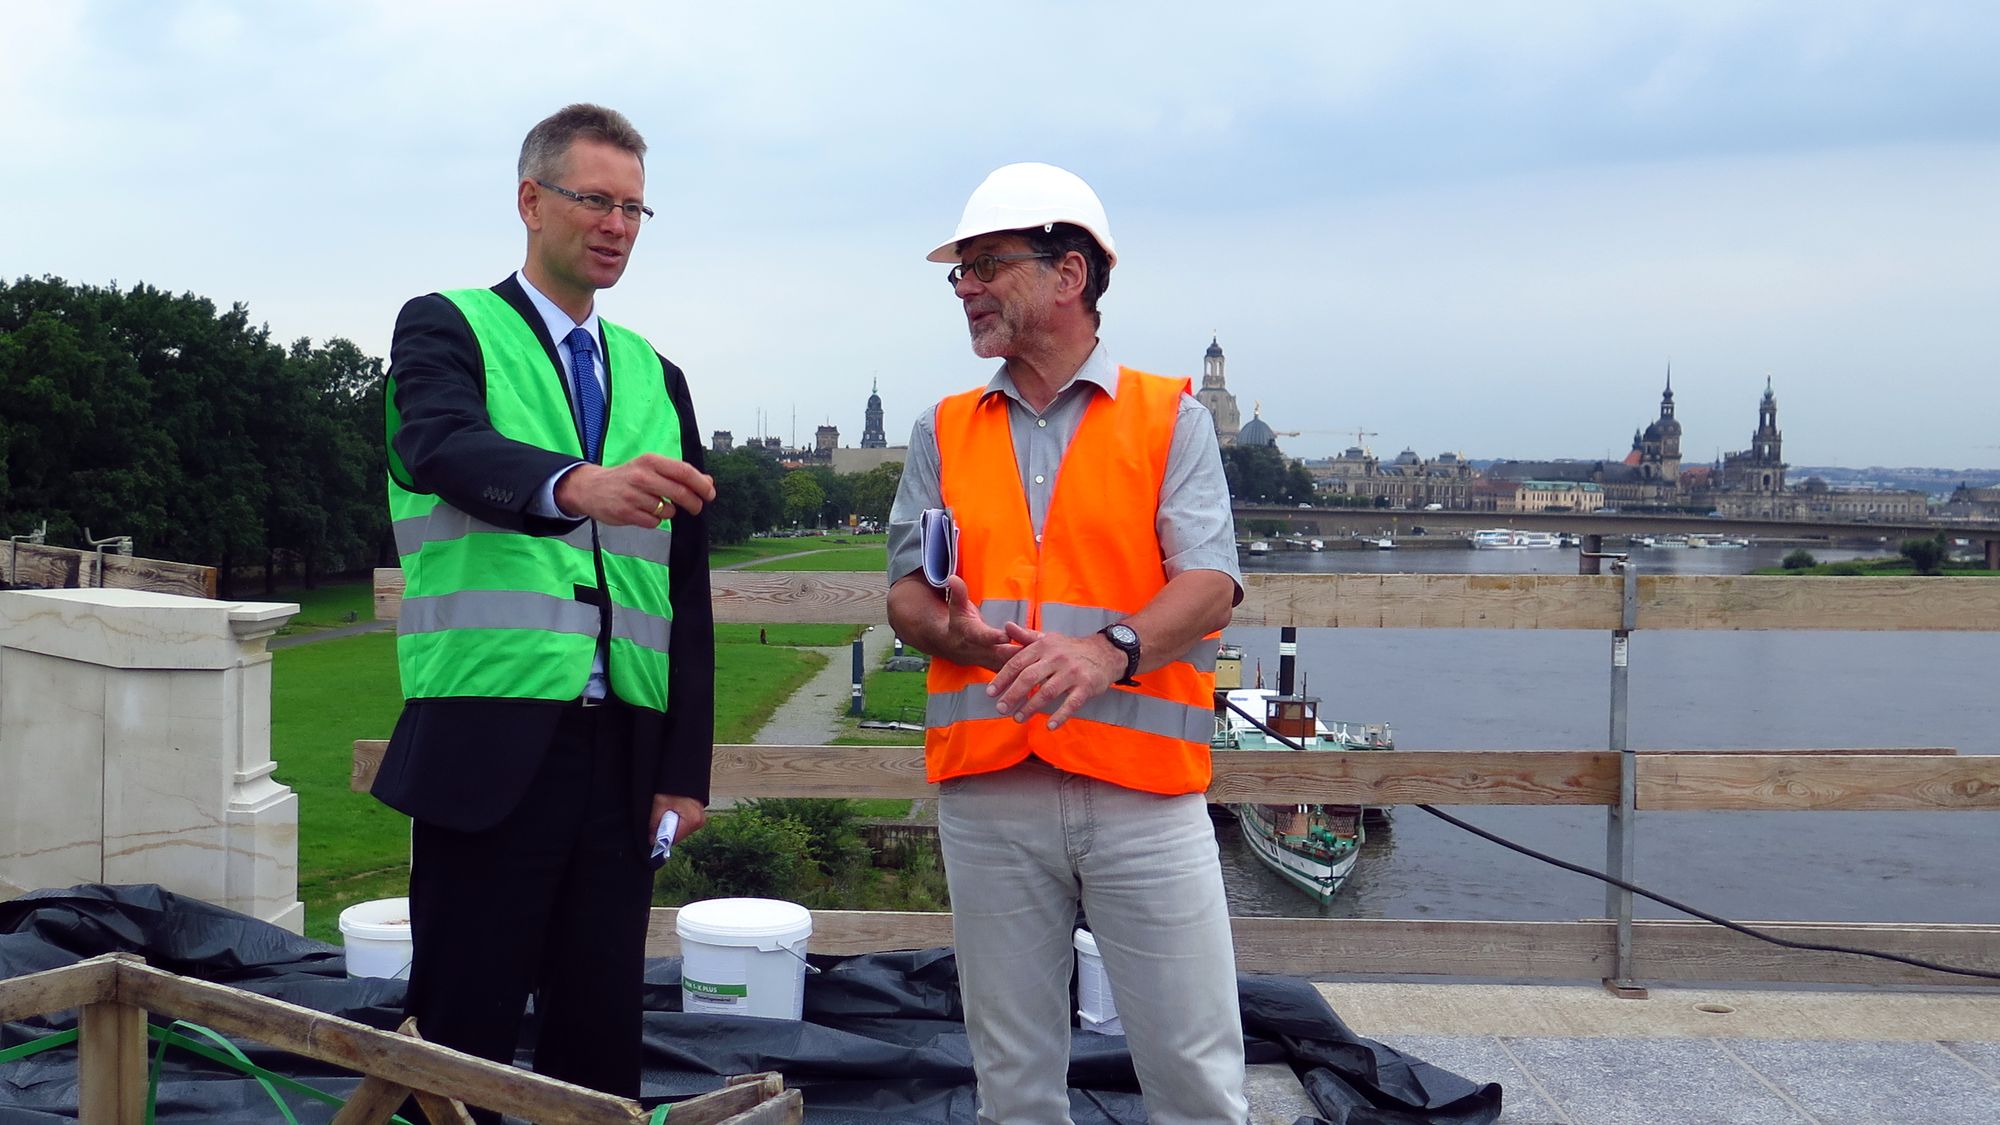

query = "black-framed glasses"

[
  {"left": 947, "top": 252, "right": 1054, "bottom": 287},
  {"left": 535, "top": 179, "right": 655, "bottom": 224}
]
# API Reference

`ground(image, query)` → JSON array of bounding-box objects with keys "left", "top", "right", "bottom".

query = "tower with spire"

[
  {"left": 1192, "top": 335, "right": 1242, "bottom": 446},
  {"left": 1719, "top": 376, "right": 1788, "bottom": 495},
  {"left": 860, "top": 377, "right": 887, "bottom": 448},
  {"left": 1628, "top": 365, "right": 1683, "bottom": 486}
]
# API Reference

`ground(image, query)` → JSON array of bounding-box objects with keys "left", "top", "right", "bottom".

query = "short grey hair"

[{"left": 517, "top": 104, "right": 647, "bottom": 183}]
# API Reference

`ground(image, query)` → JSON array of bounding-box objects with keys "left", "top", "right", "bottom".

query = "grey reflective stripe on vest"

[
  {"left": 394, "top": 507, "right": 670, "bottom": 561},
  {"left": 926, "top": 682, "right": 1212, "bottom": 744},
  {"left": 402, "top": 589, "right": 673, "bottom": 657},
  {"left": 1037, "top": 602, "right": 1220, "bottom": 672},
  {"left": 400, "top": 590, "right": 600, "bottom": 637},
  {"left": 979, "top": 598, "right": 1028, "bottom": 630},
  {"left": 609, "top": 606, "right": 674, "bottom": 654},
  {"left": 599, "top": 523, "right": 673, "bottom": 564}
]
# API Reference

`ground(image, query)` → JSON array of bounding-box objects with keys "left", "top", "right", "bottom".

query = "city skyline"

[{"left": 6, "top": 3, "right": 1997, "bottom": 469}]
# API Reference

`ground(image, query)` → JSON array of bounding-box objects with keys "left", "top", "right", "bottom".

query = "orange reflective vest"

[{"left": 925, "top": 367, "right": 1220, "bottom": 795}]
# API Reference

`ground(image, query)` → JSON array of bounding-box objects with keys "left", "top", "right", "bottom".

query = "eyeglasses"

[
  {"left": 535, "top": 180, "right": 655, "bottom": 224},
  {"left": 946, "top": 252, "right": 1054, "bottom": 287}
]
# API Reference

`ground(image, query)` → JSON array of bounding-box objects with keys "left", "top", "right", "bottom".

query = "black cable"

[{"left": 1221, "top": 698, "right": 2000, "bottom": 982}]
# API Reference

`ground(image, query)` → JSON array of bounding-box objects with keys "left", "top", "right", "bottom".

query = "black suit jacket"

[{"left": 370, "top": 276, "right": 714, "bottom": 846}]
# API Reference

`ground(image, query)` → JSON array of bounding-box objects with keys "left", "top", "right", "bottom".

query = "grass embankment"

[
  {"left": 1753, "top": 560, "right": 1998, "bottom": 577},
  {"left": 273, "top": 625, "right": 830, "bottom": 944}
]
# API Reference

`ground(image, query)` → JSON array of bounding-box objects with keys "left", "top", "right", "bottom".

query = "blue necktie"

[{"left": 567, "top": 327, "right": 604, "bottom": 462}]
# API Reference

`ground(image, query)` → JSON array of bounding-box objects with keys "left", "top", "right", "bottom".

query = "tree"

[
  {"left": 705, "top": 447, "right": 785, "bottom": 544},
  {"left": 1220, "top": 444, "right": 1313, "bottom": 505},
  {"left": 1899, "top": 534, "right": 1947, "bottom": 576},
  {"left": 850, "top": 462, "right": 903, "bottom": 525},
  {"left": 780, "top": 470, "right": 826, "bottom": 530},
  {"left": 1782, "top": 549, "right": 1817, "bottom": 571}
]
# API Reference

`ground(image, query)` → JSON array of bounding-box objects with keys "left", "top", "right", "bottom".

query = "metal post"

[
  {"left": 1579, "top": 533, "right": 1602, "bottom": 575},
  {"left": 1277, "top": 626, "right": 1297, "bottom": 696},
  {"left": 1603, "top": 559, "right": 1645, "bottom": 998},
  {"left": 849, "top": 639, "right": 865, "bottom": 717},
  {"left": 1986, "top": 538, "right": 1999, "bottom": 571}
]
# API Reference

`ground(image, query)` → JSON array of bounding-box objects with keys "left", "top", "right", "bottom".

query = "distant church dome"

[
  {"left": 1205, "top": 335, "right": 1224, "bottom": 359},
  {"left": 1237, "top": 406, "right": 1276, "bottom": 447}
]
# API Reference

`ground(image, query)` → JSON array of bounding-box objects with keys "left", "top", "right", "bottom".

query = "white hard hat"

[{"left": 926, "top": 162, "right": 1117, "bottom": 267}]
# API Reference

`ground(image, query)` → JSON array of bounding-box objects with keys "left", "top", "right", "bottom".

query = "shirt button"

[
  {"left": 1034, "top": 474, "right": 1045, "bottom": 484},
  {"left": 1036, "top": 418, "right": 1048, "bottom": 428}
]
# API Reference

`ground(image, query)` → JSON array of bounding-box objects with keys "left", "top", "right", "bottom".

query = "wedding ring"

[{"left": 653, "top": 497, "right": 671, "bottom": 518}]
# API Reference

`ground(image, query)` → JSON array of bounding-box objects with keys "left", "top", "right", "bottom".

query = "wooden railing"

[
  {"left": 0, "top": 953, "right": 800, "bottom": 1125},
  {"left": 362, "top": 568, "right": 2000, "bottom": 989},
  {"left": 4, "top": 540, "right": 215, "bottom": 598}
]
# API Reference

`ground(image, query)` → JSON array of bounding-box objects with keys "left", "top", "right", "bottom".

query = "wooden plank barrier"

[
  {"left": 374, "top": 567, "right": 2000, "bottom": 632},
  {"left": 354, "top": 743, "right": 2000, "bottom": 812},
  {"left": 0, "top": 955, "right": 801, "bottom": 1125},
  {"left": 6, "top": 541, "right": 216, "bottom": 599},
  {"left": 355, "top": 567, "right": 2000, "bottom": 988}
]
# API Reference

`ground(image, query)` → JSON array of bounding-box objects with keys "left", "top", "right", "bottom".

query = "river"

[{"left": 1215, "top": 541, "right": 2000, "bottom": 926}]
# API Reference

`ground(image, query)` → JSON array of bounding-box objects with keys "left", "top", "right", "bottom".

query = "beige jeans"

[{"left": 938, "top": 756, "right": 1248, "bottom": 1125}]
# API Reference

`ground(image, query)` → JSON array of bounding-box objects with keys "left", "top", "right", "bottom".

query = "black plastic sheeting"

[{"left": 1, "top": 886, "right": 1501, "bottom": 1124}]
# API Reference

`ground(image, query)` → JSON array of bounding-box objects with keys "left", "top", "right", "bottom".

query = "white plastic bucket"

[
  {"left": 1073, "top": 928, "right": 1123, "bottom": 1035},
  {"left": 339, "top": 897, "right": 413, "bottom": 980},
  {"left": 676, "top": 898, "right": 813, "bottom": 1019}
]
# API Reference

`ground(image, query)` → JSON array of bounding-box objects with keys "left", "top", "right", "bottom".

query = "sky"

[{"left": 6, "top": 2, "right": 1999, "bottom": 470}]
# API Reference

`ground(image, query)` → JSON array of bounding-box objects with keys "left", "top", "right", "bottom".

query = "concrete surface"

[{"left": 1321, "top": 982, "right": 2000, "bottom": 1123}]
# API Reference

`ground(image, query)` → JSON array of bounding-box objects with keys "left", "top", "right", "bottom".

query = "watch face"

[{"left": 1107, "top": 624, "right": 1138, "bottom": 647}]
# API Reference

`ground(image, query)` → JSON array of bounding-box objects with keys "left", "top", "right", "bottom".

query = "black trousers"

[{"left": 405, "top": 703, "right": 653, "bottom": 1121}]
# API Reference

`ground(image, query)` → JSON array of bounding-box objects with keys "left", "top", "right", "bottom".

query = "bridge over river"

[{"left": 1234, "top": 505, "right": 2000, "bottom": 567}]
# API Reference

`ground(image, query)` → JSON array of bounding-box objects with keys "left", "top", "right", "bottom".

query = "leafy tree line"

[
  {"left": 704, "top": 448, "right": 902, "bottom": 544},
  {"left": 1, "top": 276, "right": 910, "bottom": 582},
  {"left": 1, "top": 276, "right": 387, "bottom": 596}
]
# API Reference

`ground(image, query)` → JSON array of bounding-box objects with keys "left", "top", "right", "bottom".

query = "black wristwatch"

[{"left": 1099, "top": 623, "right": 1142, "bottom": 687}]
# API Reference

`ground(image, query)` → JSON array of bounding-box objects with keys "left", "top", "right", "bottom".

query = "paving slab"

[
  {"left": 1501, "top": 1036, "right": 1812, "bottom": 1125},
  {"left": 1375, "top": 1034, "right": 1568, "bottom": 1124},
  {"left": 1316, "top": 982, "right": 2000, "bottom": 1041},
  {"left": 1721, "top": 1038, "right": 2000, "bottom": 1125}
]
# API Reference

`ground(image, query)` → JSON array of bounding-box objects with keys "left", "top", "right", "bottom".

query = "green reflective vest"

[{"left": 386, "top": 287, "right": 680, "bottom": 710}]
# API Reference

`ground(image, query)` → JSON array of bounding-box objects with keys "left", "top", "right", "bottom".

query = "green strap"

[
  {"left": 650, "top": 1103, "right": 672, "bottom": 1123},
  {"left": 0, "top": 1027, "right": 80, "bottom": 1063},
  {"left": 141, "top": 1021, "right": 414, "bottom": 1125},
  {"left": 147, "top": 1020, "right": 302, "bottom": 1125},
  {"left": 3, "top": 1017, "right": 419, "bottom": 1125}
]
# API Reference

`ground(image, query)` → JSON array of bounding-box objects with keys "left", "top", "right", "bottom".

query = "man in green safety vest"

[{"left": 373, "top": 103, "right": 717, "bottom": 1114}]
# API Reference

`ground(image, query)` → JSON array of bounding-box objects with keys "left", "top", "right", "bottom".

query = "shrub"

[
  {"left": 1899, "top": 535, "right": 1947, "bottom": 576},
  {"left": 1781, "top": 549, "right": 1817, "bottom": 570},
  {"left": 655, "top": 808, "right": 812, "bottom": 902},
  {"left": 741, "top": 797, "right": 869, "bottom": 876}
]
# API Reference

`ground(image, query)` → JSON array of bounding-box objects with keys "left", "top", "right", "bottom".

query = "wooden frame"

[{"left": 0, "top": 955, "right": 800, "bottom": 1125}]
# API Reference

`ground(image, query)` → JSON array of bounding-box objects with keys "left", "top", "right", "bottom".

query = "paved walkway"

[
  {"left": 268, "top": 618, "right": 392, "bottom": 649},
  {"left": 1319, "top": 982, "right": 2000, "bottom": 1124},
  {"left": 751, "top": 625, "right": 900, "bottom": 746}
]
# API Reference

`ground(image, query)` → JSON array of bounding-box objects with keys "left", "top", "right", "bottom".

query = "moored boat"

[{"left": 1211, "top": 643, "right": 1393, "bottom": 904}]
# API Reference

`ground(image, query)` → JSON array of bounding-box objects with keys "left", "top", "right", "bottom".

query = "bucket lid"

[
  {"left": 338, "top": 897, "right": 412, "bottom": 941},
  {"left": 1072, "top": 927, "right": 1100, "bottom": 956},
  {"left": 677, "top": 898, "right": 812, "bottom": 944}
]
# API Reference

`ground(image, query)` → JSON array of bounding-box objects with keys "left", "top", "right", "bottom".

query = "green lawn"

[
  {"left": 268, "top": 633, "right": 411, "bottom": 943},
  {"left": 273, "top": 627, "right": 833, "bottom": 943},
  {"left": 709, "top": 536, "right": 836, "bottom": 569},
  {"left": 268, "top": 582, "right": 377, "bottom": 636},
  {"left": 745, "top": 547, "right": 887, "bottom": 572},
  {"left": 716, "top": 623, "right": 861, "bottom": 646}
]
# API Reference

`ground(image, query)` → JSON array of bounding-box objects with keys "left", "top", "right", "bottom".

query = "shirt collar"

[
  {"left": 981, "top": 340, "right": 1118, "bottom": 408},
  {"left": 514, "top": 270, "right": 601, "bottom": 355}
]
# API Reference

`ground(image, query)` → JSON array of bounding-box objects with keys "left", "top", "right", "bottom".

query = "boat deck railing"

[{"left": 366, "top": 566, "right": 2000, "bottom": 993}]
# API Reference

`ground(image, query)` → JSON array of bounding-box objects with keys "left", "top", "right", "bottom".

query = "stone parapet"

[{"left": 0, "top": 589, "right": 303, "bottom": 931}]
